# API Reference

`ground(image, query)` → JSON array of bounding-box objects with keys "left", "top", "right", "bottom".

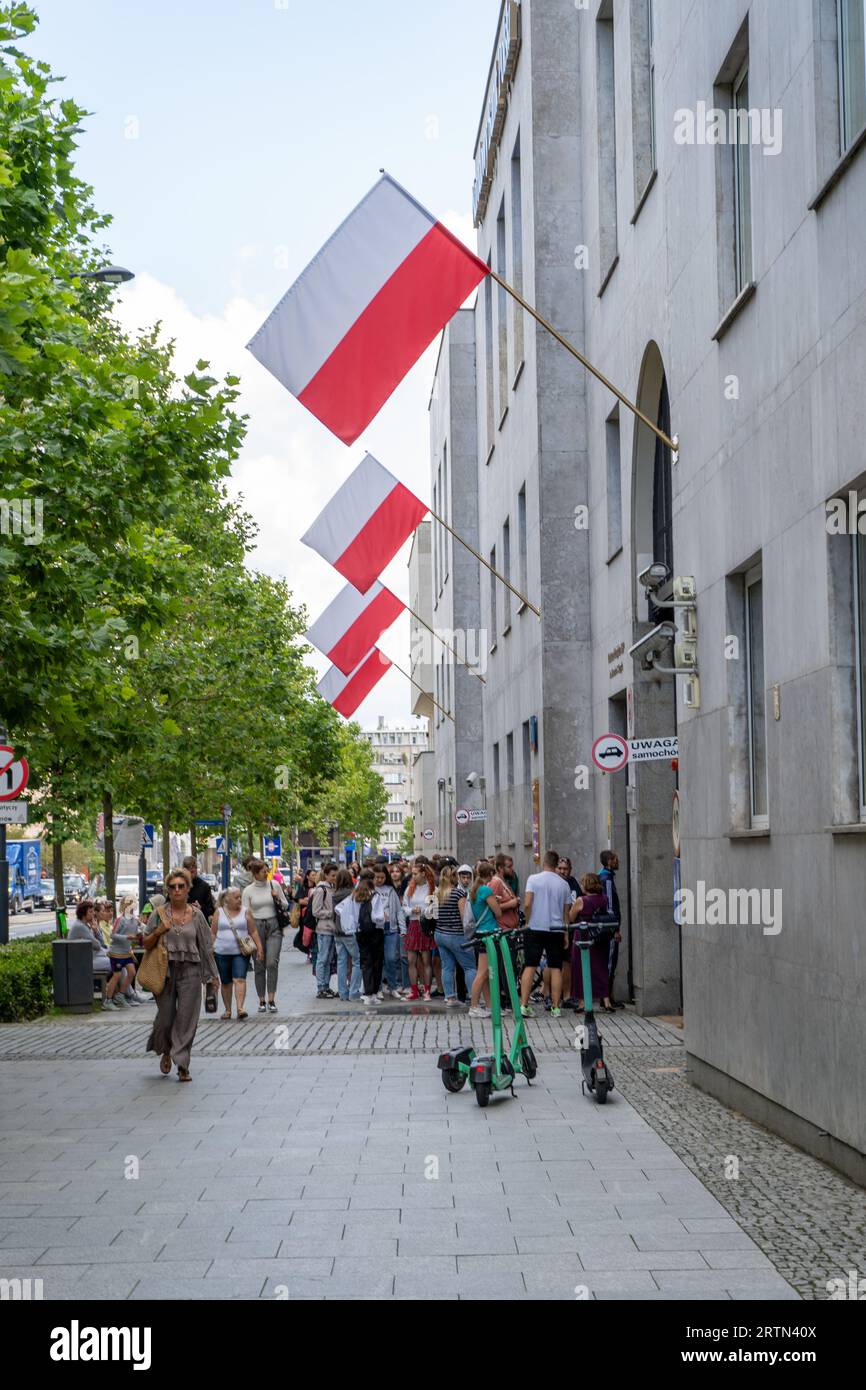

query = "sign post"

[
  {"left": 0, "top": 737, "right": 28, "bottom": 946},
  {"left": 221, "top": 805, "right": 232, "bottom": 892}
]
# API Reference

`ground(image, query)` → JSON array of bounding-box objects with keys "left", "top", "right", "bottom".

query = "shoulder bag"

[{"left": 137, "top": 906, "right": 169, "bottom": 996}]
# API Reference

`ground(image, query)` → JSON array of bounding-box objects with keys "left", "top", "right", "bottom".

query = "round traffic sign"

[
  {"left": 0, "top": 746, "right": 29, "bottom": 801},
  {"left": 592, "top": 734, "right": 629, "bottom": 774},
  {"left": 422, "top": 827, "right": 434, "bottom": 841},
  {"left": 455, "top": 808, "right": 470, "bottom": 827}
]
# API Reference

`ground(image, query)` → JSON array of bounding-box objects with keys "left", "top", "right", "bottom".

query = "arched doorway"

[{"left": 627, "top": 343, "right": 681, "bottom": 1016}]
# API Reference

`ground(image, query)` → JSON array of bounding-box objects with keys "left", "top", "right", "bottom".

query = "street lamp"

[{"left": 79, "top": 265, "right": 135, "bottom": 285}]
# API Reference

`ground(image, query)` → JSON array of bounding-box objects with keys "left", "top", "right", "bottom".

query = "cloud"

[{"left": 113, "top": 272, "right": 445, "bottom": 723}]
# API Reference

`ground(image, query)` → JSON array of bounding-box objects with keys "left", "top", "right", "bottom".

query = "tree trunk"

[
  {"left": 103, "top": 791, "right": 115, "bottom": 910},
  {"left": 190, "top": 823, "right": 197, "bottom": 860},
  {"left": 246, "top": 824, "right": 254, "bottom": 856},
  {"left": 162, "top": 814, "right": 171, "bottom": 888},
  {"left": 52, "top": 837, "right": 65, "bottom": 912}
]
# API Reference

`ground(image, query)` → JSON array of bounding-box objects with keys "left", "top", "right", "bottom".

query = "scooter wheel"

[
  {"left": 520, "top": 1045, "right": 538, "bottom": 1080},
  {"left": 441, "top": 1068, "right": 467, "bottom": 1093},
  {"left": 474, "top": 1081, "right": 491, "bottom": 1108},
  {"left": 595, "top": 1075, "right": 610, "bottom": 1104}
]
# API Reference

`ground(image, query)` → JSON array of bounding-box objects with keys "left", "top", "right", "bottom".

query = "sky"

[{"left": 28, "top": 0, "right": 501, "bottom": 724}]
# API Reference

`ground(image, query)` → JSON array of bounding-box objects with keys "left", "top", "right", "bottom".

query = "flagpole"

[
  {"left": 407, "top": 605, "right": 487, "bottom": 684},
  {"left": 487, "top": 267, "right": 679, "bottom": 456},
  {"left": 389, "top": 658, "right": 455, "bottom": 724},
  {"left": 427, "top": 508, "right": 541, "bottom": 619}
]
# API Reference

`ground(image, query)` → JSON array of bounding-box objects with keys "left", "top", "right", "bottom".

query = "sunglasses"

[{"left": 168, "top": 882, "right": 187, "bottom": 891}]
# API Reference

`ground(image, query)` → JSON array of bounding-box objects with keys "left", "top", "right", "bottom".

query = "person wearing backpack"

[
  {"left": 350, "top": 878, "right": 387, "bottom": 1003},
  {"left": 599, "top": 850, "right": 624, "bottom": 1008},
  {"left": 568, "top": 872, "right": 616, "bottom": 1012},
  {"left": 311, "top": 863, "right": 339, "bottom": 999},
  {"left": 333, "top": 870, "right": 364, "bottom": 1002}
]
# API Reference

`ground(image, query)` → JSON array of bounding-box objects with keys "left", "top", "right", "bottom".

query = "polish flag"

[
  {"left": 246, "top": 173, "right": 489, "bottom": 445},
  {"left": 317, "top": 648, "right": 392, "bottom": 720},
  {"left": 301, "top": 453, "right": 428, "bottom": 595},
  {"left": 306, "top": 581, "right": 405, "bottom": 677}
]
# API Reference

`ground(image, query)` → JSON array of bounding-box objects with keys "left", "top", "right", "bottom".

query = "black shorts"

[{"left": 523, "top": 930, "right": 567, "bottom": 971}]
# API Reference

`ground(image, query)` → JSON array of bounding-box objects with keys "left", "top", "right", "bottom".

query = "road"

[{"left": 5, "top": 906, "right": 57, "bottom": 940}]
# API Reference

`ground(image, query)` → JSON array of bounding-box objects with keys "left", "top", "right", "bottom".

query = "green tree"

[{"left": 398, "top": 816, "right": 415, "bottom": 856}]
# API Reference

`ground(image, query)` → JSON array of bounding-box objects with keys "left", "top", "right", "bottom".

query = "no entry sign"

[
  {"left": 0, "top": 747, "right": 29, "bottom": 801},
  {"left": 592, "top": 734, "right": 629, "bottom": 773}
]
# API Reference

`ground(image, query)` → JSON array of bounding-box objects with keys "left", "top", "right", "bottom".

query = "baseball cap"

[{"left": 457, "top": 864, "right": 473, "bottom": 875}]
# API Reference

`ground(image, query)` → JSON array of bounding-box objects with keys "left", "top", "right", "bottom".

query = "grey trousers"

[
  {"left": 254, "top": 917, "right": 283, "bottom": 999},
  {"left": 147, "top": 960, "right": 202, "bottom": 1072}
]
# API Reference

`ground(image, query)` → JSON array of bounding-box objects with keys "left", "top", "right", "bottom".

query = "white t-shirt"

[
  {"left": 214, "top": 907, "right": 248, "bottom": 956},
  {"left": 524, "top": 871, "right": 571, "bottom": 931}
]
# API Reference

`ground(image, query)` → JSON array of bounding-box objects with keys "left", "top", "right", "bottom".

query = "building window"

[
  {"left": 840, "top": 0, "right": 866, "bottom": 150},
  {"left": 854, "top": 533, "right": 866, "bottom": 814},
  {"left": 630, "top": 0, "right": 657, "bottom": 208},
  {"left": 510, "top": 133, "right": 524, "bottom": 372},
  {"left": 489, "top": 546, "right": 498, "bottom": 648},
  {"left": 496, "top": 199, "right": 508, "bottom": 422},
  {"left": 606, "top": 408, "right": 622, "bottom": 559},
  {"left": 493, "top": 742, "right": 500, "bottom": 801},
  {"left": 745, "top": 566, "right": 769, "bottom": 825},
  {"left": 517, "top": 484, "right": 528, "bottom": 601},
  {"left": 502, "top": 518, "right": 512, "bottom": 632},
  {"left": 522, "top": 720, "right": 532, "bottom": 843},
  {"left": 596, "top": 0, "right": 618, "bottom": 286},
  {"left": 484, "top": 257, "right": 494, "bottom": 456},
  {"left": 733, "top": 61, "right": 753, "bottom": 294},
  {"left": 442, "top": 441, "right": 449, "bottom": 585}
]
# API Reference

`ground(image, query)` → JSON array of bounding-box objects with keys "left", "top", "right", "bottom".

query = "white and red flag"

[
  {"left": 306, "top": 581, "right": 404, "bottom": 677},
  {"left": 301, "top": 453, "right": 427, "bottom": 595},
  {"left": 246, "top": 173, "right": 489, "bottom": 445},
  {"left": 316, "top": 648, "right": 392, "bottom": 720}
]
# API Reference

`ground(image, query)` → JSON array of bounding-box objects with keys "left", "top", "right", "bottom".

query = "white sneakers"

[{"left": 468, "top": 1005, "right": 491, "bottom": 1018}]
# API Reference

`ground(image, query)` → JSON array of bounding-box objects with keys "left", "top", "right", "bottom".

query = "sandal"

[
  {"left": 221, "top": 1011, "right": 232, "bottom": 1021},
  {"left": 159, "top": 1053, "right": 172, "bottom": 1075},
  {"left": 237, "top": 1011, "right": 248, "bottom": 1020},
  {"left": 177, "top": 1067, "right": 192, "bottom": 1082}
]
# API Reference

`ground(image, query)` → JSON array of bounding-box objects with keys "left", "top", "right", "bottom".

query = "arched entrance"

[{"left": 627, "top": 343, "right": 681, "bottom": 1016}]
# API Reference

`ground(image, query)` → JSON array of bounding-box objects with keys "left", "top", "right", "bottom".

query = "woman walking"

[
  {"left": 462, "top": 862, "right": 502, "bottom": 1018},
  {"left": 241, "top": 858, "right": 289, "bottom": 1015},
  {"left": 144, "top": 867, "right": 219, "bottom": 1082},
  {"left": 211, "top": 887, "right": 263, "bottom": 1020},
  {"left": 353, "top": 877, "right": 387, "bottom": 1003},
  {"left": 402, "top": 862, "right": 436, "bottom": 1002},
  {"left": 332, "top": 868, "right": 361, "bottom": 1001},
  {"left": 568, "top": 872, "right": 614, "bottom": 1012}
]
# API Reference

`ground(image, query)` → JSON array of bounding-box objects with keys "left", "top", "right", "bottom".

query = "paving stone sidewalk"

[{"left": 0, "top": 950, "right": 862, "bottom": 1300}]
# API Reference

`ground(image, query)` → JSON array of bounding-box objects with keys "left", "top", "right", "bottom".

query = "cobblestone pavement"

[{"left": 0, "top": 951, "right": 862, "bottom": 1300}]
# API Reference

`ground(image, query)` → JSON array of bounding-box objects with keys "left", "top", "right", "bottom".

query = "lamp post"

[{"left": 79, "top": 265, "right": 135, "bottom": 285}]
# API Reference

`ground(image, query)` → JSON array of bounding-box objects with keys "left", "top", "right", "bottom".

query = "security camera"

[
  {"left": 466, "top": 771, "right": 480, "bottom": 788},
  {"left": 629, "top": 622, "right": 676, "bottom": 670},
  {"left": 638, "top": 562, "right": 672, "bottom": 593}
]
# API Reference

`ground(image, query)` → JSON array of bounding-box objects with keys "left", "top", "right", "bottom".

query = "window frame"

[
  {"left": 733, "top": 58, "right": 754, "bottom": 295},
  {"left": 744, "top": 564, "right": 769, "bottom": 827},
  {"left": 839, "top": 0, "right": 866, "bottom": 152},
  {"left": 853, "top": 531, "right": 866, "bottom": 817}
]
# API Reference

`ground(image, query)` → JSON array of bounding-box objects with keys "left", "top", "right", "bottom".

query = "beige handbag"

[{"left": 137, "top": 908, "right": 169, "bottom": 995}]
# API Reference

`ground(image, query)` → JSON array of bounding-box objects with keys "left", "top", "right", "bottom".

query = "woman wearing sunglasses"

[{"left": 143, "top": 866, "right": 219, "bottom": 1082}]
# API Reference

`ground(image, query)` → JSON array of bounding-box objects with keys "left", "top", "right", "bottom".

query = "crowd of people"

[{"left": 289, "top": 847, "right": 624, "bottom": 1021}]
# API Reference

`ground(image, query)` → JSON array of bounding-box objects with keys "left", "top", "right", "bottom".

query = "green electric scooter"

[
  {"left": 437, "top": 925, "right": 538, "bottom": 1107},
  {"left": 575, "top": 928, "right": 615, "bottom": 1104}
]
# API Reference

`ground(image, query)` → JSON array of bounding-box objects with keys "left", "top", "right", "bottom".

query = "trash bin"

[{"left": 52, "top": 940, "right": 94, "bottom": 1012}]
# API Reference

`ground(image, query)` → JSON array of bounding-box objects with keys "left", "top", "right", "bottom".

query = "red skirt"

[{"left": 405, "top": 920, "right": 435, "bottom": 952}]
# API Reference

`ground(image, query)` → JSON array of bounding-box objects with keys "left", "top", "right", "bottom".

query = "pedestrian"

[
  {"left": 231, "top": 855, "right": 256, "bottom": 893},
  {"left": 68, "top": 900, "right": 113, "bottom": 1004},
  {"left": 519, "top": 850, "right": 571, "bottom": 1018},
  {"left": 311, "top": 862, "right": 339, "bottom": 999},
  {"left": 372, "top": 864, "right": 406, "bottom": 998},
  {"left": 211, "top": 886, "right": 263, "bottom": 1020},
  {"left": 490, "top": 856, "right": 522, "bottom": 1009},
  {"left": 144, "top": 867, "right": 219, "bottom": 1082},
  {"left": 107, "top": 901, "right": 143, "bottom": 1007},
  {"left": 241, "top": 858, "right": 289, "bottom": 1014},
  {"left": 599, "top": 850, "right": 624, "bottom": 1007},
  {"left": 183, "top": 855, "right": 216, "bottom": 921},
  {"left": 501, "top": 855, "right": 520, "bottom": 898},
  {"left": 139, "top": 893, "right": 165, "bottom": 934},
  {"left": 294, "top": 868, "right": 318, "bottom": 958},
  {"left": 433, "top": 864, "right": 477, "bottom": 1009},
  {"left": 569, "top": 872, "right": 615, "bottom": 1012},
  {"left": 332, "top": 868, "right": 361, "bottom": 1001},
  {"left": 402, "top": 862, "right": 436, "bottom": 1001},
  {"left": 342, "top": 877, "right": 386, "bottom": 1003},
  {"left": 462, "top": 862, "right": 502, "bottom": 1016}
]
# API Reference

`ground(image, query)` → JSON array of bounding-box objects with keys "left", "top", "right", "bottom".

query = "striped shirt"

[{"left": 436, "top": 886, "right": 466, "bottom": 934}]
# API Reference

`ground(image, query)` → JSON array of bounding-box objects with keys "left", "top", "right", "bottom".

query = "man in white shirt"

[{"left": 520, "top": 849, "right": 571, "bottom": 1018}]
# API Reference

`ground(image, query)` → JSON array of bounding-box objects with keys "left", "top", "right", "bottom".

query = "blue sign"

[
  {"left": 215, "top": 836, "right": 226, "bottom": 855},
  {"left": 263, "top": 835, "right": 281, "bottom": 858},
  {"left": 195, "top": 819, "right": 223, "bottom": 827},
  {"left": 143, "top": 823, "right": 155, "bottom": 849},
  {"left": 344, "top": 840, "right": 356, "bottom": 855}
]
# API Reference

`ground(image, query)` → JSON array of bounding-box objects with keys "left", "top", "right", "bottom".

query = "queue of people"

[{"left": 290, "top": 847, "right": 623, "bottom": 1018}]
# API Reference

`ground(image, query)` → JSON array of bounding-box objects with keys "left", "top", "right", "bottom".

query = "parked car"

[
  {"left": 113, "top": 876, "right": 141, "bottom": 902},
  {"left": 201, "top": 873, "right": 218, "bottom": 891}
]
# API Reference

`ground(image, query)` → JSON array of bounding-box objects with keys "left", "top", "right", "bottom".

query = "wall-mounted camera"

[{"left": 628, "top": 622, "right": 676, "bottom": 670}]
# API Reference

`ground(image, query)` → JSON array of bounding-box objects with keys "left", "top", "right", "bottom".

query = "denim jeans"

[
  {"left": 334, "top": 934, "right": 361, "bottom": 999},
  {"left": 399, "top": 934, "right": 410, "bottom": 989},
  {"left": 434, "top": 931, "right": 477, "bottom": 999},
  {"left": 315, "top": 932, "right": 335, "bottom": 991},
  {"left": 383, "top": 927, "right": 400, "bottom": 990}
]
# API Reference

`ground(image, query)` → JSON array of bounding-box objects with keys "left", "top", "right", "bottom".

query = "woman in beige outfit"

[{"left": 144, "top": 866, "right": 219, "bottom": 1082}]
